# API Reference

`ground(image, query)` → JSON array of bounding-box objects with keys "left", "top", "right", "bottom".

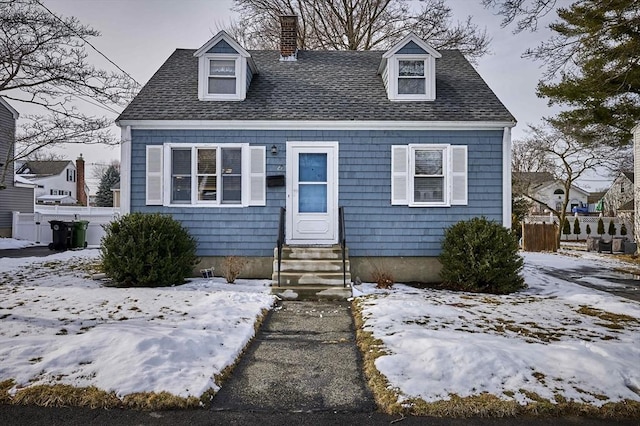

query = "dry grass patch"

[
  {"left": 121, "top": 391, "right": 200, "bottom": 410},
  {"left": 0, "top": 379, "right": 14, "bottom": 404},
  {"left": 577, "top": 306, "right": 638, "bottom": 329},
  {"left": 10, "top": 384, "right": 121, "bottom": 409},
  {"left": 352, "top": 297, "right": 402, "bottom": 413}
]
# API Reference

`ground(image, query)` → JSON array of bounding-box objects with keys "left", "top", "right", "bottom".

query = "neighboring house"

[
  {"left": 601, "top": 171, "right": 634, "bottom": 216},
  {"left": 587, "top": 191, "right": 606, "bottom": 213},
  {"left": 16, "top": 155, "right": 89, "bottom": 205},
  {"left": 116, "top": 17, "right": 516, "bottom": 284},
  {"left": 111, "top": 181, "right": 120, "bottom": 208},
  {"left": 0, "top": 97, "right": 35, "bottom": 237},
  {"left": 513, "top": 172, "right": 590, "bottom": 214}
]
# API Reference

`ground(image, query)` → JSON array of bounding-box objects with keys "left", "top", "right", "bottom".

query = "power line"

[{"left": 34, "top": 0, "right": 142, "bottom": 87}]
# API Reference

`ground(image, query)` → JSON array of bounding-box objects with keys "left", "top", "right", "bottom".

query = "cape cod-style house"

[{"left": 116, "top": 16, "right": 516, "bottom": 289}]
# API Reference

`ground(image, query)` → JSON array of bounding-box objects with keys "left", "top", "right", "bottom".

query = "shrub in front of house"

[
  {"left": 100, "top": 213, "right": 198, "bottom": 287},
  {"left": 439, "top": 217, "right": 525, "bottom": 294}
]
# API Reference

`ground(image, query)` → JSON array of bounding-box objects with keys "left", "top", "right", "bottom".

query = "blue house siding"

[{"left": 130, "top": 128, "right": 503, "bottom": 257}]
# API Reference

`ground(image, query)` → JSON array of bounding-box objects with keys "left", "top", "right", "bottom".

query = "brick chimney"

[
  {"left": 76, "top": 154, "right": 87, "bottom": 206},
  {"left": 279, "top": 15, "right": 298, "bottom": 60}
]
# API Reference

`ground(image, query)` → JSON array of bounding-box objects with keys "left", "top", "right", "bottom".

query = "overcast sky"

[{"left": 24, "top": 0, "right": 607, "bottom": 192}]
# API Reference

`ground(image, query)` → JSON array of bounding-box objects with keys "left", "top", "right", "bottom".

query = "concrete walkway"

[{"left": 211, "top": 300, "right": 376, "bottom": 413}]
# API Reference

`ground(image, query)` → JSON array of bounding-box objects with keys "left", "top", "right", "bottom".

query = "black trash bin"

[{"left": 48, "top": 220, "right": 74, "bottom": 251}]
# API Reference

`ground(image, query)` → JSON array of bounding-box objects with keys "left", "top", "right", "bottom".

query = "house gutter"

[{"left": 116, "top": 120, "right": 517, "bottom": 131}]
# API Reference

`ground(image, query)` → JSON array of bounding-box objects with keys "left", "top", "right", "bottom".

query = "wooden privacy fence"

[{"left": 522, "top": 223, "right": 558, "bottom": 252}]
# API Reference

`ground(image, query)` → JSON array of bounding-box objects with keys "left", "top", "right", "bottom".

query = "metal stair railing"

[{"left": 276, "top": 207, "right": 285, "bottom": 287}]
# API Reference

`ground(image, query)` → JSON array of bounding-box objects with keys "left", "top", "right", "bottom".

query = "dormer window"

[
  {"left": 208, "top": 57, "right": 239, "bottom": 95},
  {"left": 194, "top": 31, "right": 258, "bottom": 102},
  {"left": 379, "top": 33, "right": 441, "bottom": 102},
  {"left": 398, "top": 59, "right": 426, "bottom": 95}
]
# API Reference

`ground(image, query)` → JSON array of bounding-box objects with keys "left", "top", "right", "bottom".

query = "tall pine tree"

[
  {"left": 533, "top": 0, "right": 640, "bottom": 146},
  {"left": 95, "top": 165, "right": 120, "bottom": 207}
]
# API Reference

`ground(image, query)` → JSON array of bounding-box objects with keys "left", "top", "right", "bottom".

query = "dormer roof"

[
  {"left": 378, "top": 33, "right": 441, "bottom": 74},
  {"left": 193, "top": 30, "right": 258, "bottom": 74}
]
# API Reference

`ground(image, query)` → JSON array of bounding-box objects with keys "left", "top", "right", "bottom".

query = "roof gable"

[
  {"left": 0, "top": 97, "right": 18, "bottom": 119},
  {"left": 382, "top": 33, "right": 442, "bottom": 59},
  {"left": 194, "top": 31, "right": 251, "bottom": 59}
]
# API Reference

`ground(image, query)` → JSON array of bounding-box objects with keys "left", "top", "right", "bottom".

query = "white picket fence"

[
  {"left": 12, "top": 205, "right": 120, "bottom": 246},
  {"left": 524, "top": 214, "right": 633, "bottom": 241}
]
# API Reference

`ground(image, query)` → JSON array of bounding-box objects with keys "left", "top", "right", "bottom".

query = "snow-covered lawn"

[
  {"left": 356, "top": 251, "right": 640, "bottom": 410},
  {"left": 0, "top": 249, "right": 275, "bottom": 400},
  {"left": 1, "top": 244, "right": 639, "bottom": 414},
  {"left": 0, "top": 237, "right": 37, "bottom": 250}
]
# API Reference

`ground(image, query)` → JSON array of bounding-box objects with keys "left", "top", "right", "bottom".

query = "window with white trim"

[
  {"left": 391, "top": 144, "right": 467, "bottom": 207},
  {"left": 398, "top": 59, "right": 426, "bottom": 95},
  {"left": 66, "top": 168, "right": 76, "bottom": 182},
  {"left": 385, "top": 55, "right": 437, "bottom": 101},
  {"left": 198, "top": 54, "right": 245, "bottom": 101},
  {"left": 145, "top": 144, "right": 265, "bottom": 207},
  {"left": 208, "top": 58, "right": 238, "bottom": 95},
  {"left": 412, "top": 147, "right": 445, "bottom": 203}
]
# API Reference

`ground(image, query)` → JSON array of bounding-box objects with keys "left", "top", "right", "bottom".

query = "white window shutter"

[
  {"left": 451, "top": 145, "right": 467, "bottom": 205},
  {"left": 391, "top": 145, "right": 409, "bottom": 205},
  {"left": 248, "top": 146, "right": 266, "bottom": 206},
  {"left": 146, "top": 145, "right": 164, "bottom": 205}
]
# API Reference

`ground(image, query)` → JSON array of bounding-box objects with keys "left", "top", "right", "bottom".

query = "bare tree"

[
  {"left": 91, "top": 159, "right": 120, "bottom": 181},
  {"left": 0, "top": 0, "right": 138, "bottom": 189},
  {"left": 481, "top": 0, "right": 560, "bottom": 32},
  {"left": 512, "top": 120, "right": 624, "bottom": 244},
  {"left": 227, "top": 0, "right": 490, "bottom": 61}
]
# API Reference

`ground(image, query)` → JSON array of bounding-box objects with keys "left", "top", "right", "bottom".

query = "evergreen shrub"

[
  {"left": 608, "top": 221, "right": 617, "bottom": 237},
  {"left": 562, "top": 218, "right": 571, "bottom": 239},
  {"left": 597, "top": 218, "right": 605, "bottom": 235},
  {"left": 101, "top": 213, "right": 198, "bottom": 287},
  {"left": 439, "top": 217, "right": 525, "bottom": 294},
  {"left": 573, "top": 217, "right": 581, "bottom": 240}
]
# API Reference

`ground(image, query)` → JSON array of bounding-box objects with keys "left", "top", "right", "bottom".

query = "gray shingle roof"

[
  {"left": 16, "top": 161, "right": 71, "bottom": 177},
  {"left": 117, "top": 49, "right": 515, "bottom": 123}
]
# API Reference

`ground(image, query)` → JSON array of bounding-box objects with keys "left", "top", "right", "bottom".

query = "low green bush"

[
  {"left": 100, "top": 213, "right": 198, "bottom": 287},
  {"left": 439, "top": 217, "right": 525, "bottom": 294}
]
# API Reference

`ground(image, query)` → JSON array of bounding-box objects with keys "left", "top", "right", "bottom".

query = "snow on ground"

[
  {"left": 1, "top": 246, "right": 638, "bottom": 408},
  {"left": 0, "top": 250, "right": 275, "bottom": 399},
  {"left": 356, "top": 251, "right": 640, "bottom": 407},
  {"left": 0, "top": 238, "right": 36, "bottom": 250}
]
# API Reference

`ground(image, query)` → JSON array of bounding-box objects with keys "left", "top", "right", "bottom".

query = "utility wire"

[{"left": 34, "top": 0, "right": 142, "bottom": 87}]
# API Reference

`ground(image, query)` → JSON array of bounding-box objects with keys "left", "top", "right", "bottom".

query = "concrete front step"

[
  {"left": 271, "top": 285, "right": 352, "bottom": 301},
  {"left": 272, "top": 244, "right": 351, "bottom": 287},
  {"left": 274, "top": 245, "right": 348, "bottom": 260},
  {"left": 272, "top": 259, "right": 350, "bottom": 273},
  {"left": 272, "top": 272, "right": 352, "bottom": 286}
]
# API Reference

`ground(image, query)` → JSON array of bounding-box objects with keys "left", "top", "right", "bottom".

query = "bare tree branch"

[
  {"left": 225, "top": 0, "right": 491, "bottom": 61},
  {"left": 0, "top": 0, "right": 139, "bottom": 189}
]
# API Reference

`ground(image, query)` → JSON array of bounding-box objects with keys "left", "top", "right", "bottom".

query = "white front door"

[{"left": 286, "top": 142, "right": 338, "bottom": 244}]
